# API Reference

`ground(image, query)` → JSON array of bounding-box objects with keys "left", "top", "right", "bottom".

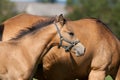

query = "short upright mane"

[{"left": 11, "top": 17, "right": 55, "bottom": 40}]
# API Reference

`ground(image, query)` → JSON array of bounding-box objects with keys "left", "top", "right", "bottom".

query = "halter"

[{"left": 54, "top": 22, "right": 80, "bottom": 52}]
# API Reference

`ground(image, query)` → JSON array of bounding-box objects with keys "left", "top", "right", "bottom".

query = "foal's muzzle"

[{"left": 71, "top": 42, "right": 85, "bottom": 56}]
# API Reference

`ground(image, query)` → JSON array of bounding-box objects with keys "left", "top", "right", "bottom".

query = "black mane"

[
  {"left": 90, "top": 17, "right": 113, "bottom": 33},
  {"left": 11, "top": 17, "right": 55, "bottom": 40}
]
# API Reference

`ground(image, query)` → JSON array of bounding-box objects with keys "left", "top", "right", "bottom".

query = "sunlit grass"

[{"left": 33, "top": 78, "right": 38, "bottom": 80}]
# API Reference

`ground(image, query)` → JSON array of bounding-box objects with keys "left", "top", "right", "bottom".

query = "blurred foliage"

[
  {"left": 36, "top": 0, "right": 56, "bottom": 3},
  {"left": 66, "top": 0, "right": 120, "bottom": 39},
  {"left": 105, "top": 75, "right": 113, "bottom": 80},
  {"left": 0, "top": 0, "right": 17, "bottom": 23}
]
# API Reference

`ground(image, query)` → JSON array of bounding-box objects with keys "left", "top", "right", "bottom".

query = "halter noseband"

[{"left": 54, "top": 22, "right": 80, "bottom": 52}]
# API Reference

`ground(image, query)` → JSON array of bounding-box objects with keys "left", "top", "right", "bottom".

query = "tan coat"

[
  {"left": 0, "top": 14, "right": 119, "bottom": 80},
  {"left": 0, "top": 14, "right": 85, "bottom": 80},
  {"left": 41, "top": 19, "right": 120, "bottom": 80}
]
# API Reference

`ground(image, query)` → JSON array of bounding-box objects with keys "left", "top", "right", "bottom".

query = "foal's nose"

[
  {"left": 71, "top": 42, "right": 85, "bottom": 57},
  {"left": 84, "top": 48, "right": 86, "bottom": 53}
]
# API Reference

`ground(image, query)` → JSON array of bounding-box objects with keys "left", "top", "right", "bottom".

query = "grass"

[
  {"left": 105, "top": 75, "right": 113, "bottom": 80},
  {"left": 33, "top": 78, "right": 38, "bottom": 80}
]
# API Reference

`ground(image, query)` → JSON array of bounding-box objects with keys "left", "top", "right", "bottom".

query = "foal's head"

[{"left": 51, "top": 14, "right": 85, "bottom": 56}]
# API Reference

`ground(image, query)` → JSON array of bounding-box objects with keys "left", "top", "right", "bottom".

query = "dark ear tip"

[
  {"left": 58, "top": 14, "right": 64, "bottom": 19},
  {"left": 55, "top": 14, "right": 66, "bottom": 25},
  {"left": 59, "top": 14, "right": 63, "bottom": 17},
  {"left": 59, "top": 14, "right": 66, "bottom": 25}
]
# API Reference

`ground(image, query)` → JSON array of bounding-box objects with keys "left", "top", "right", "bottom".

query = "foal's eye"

[{"left": 68, "top": 32, "right": 74, "bottom": 36}]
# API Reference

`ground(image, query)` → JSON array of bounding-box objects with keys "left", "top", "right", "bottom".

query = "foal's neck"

[{"left": 19, "top": 23, "right": 60, "bottom": 61}]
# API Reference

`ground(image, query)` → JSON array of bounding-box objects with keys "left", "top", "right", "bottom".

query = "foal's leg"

[
  {"left": 89, "top": 51, "right": 111, "bottom": 80},
  {"left": 89, "top": 70, "right": 106, "bottom": 80},
  {"left": 115, "top": 66, "right": 120, "bottom": 80}
]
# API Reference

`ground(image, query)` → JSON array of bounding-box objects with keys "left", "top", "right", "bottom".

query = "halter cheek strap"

[{"left": 54, "top": 22, "right": 80, "bottom": 52}]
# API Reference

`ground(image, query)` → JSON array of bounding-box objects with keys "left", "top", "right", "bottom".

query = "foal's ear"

[{"left": 56, "top": 14, "right": 66, "bottom": 26}]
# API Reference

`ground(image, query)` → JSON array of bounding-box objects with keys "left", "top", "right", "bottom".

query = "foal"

[
  {"left": 39, "top": 18, "right": 120, "bottom": 80},
  {"left": 0, "top": 15, "right": 85, "bottom": 80}
]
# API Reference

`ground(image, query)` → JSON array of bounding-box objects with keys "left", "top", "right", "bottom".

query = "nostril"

[{"left": 84, "top": 48, "right": 86, "bottom": 52}]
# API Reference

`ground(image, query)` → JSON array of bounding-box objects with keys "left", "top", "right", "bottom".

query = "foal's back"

[{"left": 1, "top": 13, "right": 47, "bottom": 41}]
